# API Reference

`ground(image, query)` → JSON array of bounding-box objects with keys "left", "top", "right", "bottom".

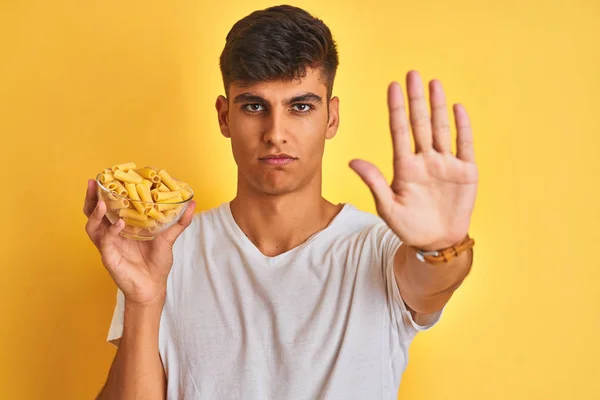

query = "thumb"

[
  {"left": 160, "top": 200, "right": 196, "bottom": 247},
  {"left": 349, "top": 159, "right": 392, "bottom": 213}
]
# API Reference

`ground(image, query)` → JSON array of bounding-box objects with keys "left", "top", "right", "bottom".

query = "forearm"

[
  {"left": 394, "top": 245, "right": 473, "bottom": 314},
  {"left": 98, "top": 296, "right": 167, "bottom": 400}
]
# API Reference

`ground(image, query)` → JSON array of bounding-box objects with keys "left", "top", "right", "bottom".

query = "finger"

[
  {"left": 83, "top": 179, "right": 98, "bottom": 217},
  {"left": 406, "top": 70, "right": 433, "bottom": 153},
  {"left": 85, "top": 200, "right": 111, "bottom": 246},
  {"left": 429, "top": 79, "right": 452, "bottom": 154},
  {"left": 160, "top": 200, "right": 197, "bottom": 247},
  {"left": 454, "top": 104, "right": 475, "bottom": 162},
  {"left": 388, "top": 82, "right": 412, "bottom": 164},
  {"left": 349, "top": 160, "right": 393, "bottom": 216},
  {"left": 85, "top": 200, "right": 106, "bottom": 238},
  {"left": 99, "top": 218, "right": 126, "bottom": 262}
]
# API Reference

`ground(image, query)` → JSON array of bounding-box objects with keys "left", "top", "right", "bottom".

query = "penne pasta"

[
  {"left": 157, "top": 194, "right": 183, "bottom": 204},
  {"left": 125, "top": 183, "right": 147, "bottom": 215},
  {"left": 179, "top": 187, "right": 193, "bottom": 200},
  {"left": 134, "top": 168, "right": 161, "bottom": 183},
  {"left": 112, "top": 162, "right": 136, "bottom": 172},
  {"left": 151, "top": 189, "right": 181, "bottom": 202},
  {"left": 148, "top": 207, "right": 168, "bottom": 223},
  {"left": 119, "top": 208, "right": 148, "bottom": 221},
  {"left": 114, "top": 181, "right": 128, "bottom": 196},
  {"left": 158, "top": 170, "right": 181, "bottom": 191},
  {"left": 108, "top": 198, "right": 129, "bottom": 210},
  {"left": 108, "top": 191, "right": 120, "bottom": 201},
  {"left": 136, "top": 181, "right": 153, "bottom": 203},
  {"left": 156, "top": 203, "right": 182, "bottom": 212},
  {"left": 99, "top": 174, "right": 114, "bottom": 183},
  {"left": 122, "top": 217, "right": 157, "bottom": 228},
  {"left": 156, "top": 182, "right": 170, "bottom": 192},
  {"left": 174, "top": 179, "right": 189, "bottom": 187},
  {"left": 128, "top": 169, "right": 143, "bottom": 181},
  {"left": 98, "top": 162, "right": 193, "bottom": 238},
  {"left": 115, "top": 169, "right": 142, "bottom": 184},
  {"left": 164, "top": 207, "right": 182, "bottom": 221},
  {"left": 134, "top": 168, "right": 157, "bottom": 180},
  {"left": 164, "top": 208, "right": 180, "bottom": 217}
]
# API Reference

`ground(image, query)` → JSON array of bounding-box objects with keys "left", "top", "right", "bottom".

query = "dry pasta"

[
  {"left": 123, "top": 217, "right": 157, "bottom": 228},
  {"left": 114, "top": 181, "right": 128, "bottom": 196},
  {"left": 134, "top": 167, "right": 161, "bottom": 183},
  {"left": 180, "top": 187, "right": 193, "bottom": 200},
  {"left": 108, "top": 198, "right": 130, "bottom": 210},
  {"left": 112, "top": 162, "right": 136, "bottom": 172},
  {"left": 155, "top": 182, "right": 171, "bottom": 192},
  {"left": 119, "top": 208, "right": 148, "bottom": 222},
  {"left": 158, "top": 170, "right": 181, "bottom": 191},
  {"left": 99, "top": 174, "right": 114, "bottom": 183},
  {"left": 114, "top": 169, "right": 143, "bottom": 184},
  {"left": 151, "top": 189, "right": 181, "bottom": 202},
  {"left": 136, "top": 181, "right": 153, "bottom": 203},
  {"left": 96, "top": 162, "right": 194, "bottom": 238},
  {"left": 128, "top": 169, "right": 144, "bottom": 181}
]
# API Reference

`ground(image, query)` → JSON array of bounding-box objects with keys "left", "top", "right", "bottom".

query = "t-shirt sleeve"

[
  {"left": 106, "top": 288, "right": 125, "bottom": 347},
  {"left": 375, "top": 222, "right": 444, "bottom": 337}
]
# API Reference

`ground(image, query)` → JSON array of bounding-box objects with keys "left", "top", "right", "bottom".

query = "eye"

[
  {"left": 292, "top": 104, "right": 313, "bottom": 113},
  {"left": 243, "top": 104, "right": 265, "bottom": 113}
]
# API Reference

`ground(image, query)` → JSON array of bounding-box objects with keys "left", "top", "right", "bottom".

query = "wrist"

[
  {"left": 412, "top": 235, "right": 465, "bottom": 252},
  {"left": 411, "top": 234, "right": 474, "bottom": 265},
  {"left": 123, "top": 293, "right": 165, "bottom": 335},
  {"left": 124, "top": 289, "right": 166, "bottom": 312}
]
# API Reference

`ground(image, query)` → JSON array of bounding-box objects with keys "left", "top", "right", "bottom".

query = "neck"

[{"left": 230, "top": 170, "right": 343, "bottom": 257}]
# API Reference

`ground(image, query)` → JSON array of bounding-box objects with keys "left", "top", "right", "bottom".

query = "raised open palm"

[{"left": 350, "top": 70, "right": 478, "bottom": 251}]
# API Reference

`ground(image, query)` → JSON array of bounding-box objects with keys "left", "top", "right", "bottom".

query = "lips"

[
  {"left": 259, "top": 153, "right": 297, "bottom": 165},
  {"left": 259, "top": 153, "right": 296, "bottom": 160}
]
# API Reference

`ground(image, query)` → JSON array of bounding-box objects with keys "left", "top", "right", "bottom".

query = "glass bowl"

[{"left": 95, "top": 173, "right": 194, "bottom": 241}]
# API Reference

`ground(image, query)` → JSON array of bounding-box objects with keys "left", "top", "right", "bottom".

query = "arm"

[
  {"left": 83, "top": 175, "right": 196, "bottom": 399},
  {"left": 394, "top": 244, "right": 473, "bottom": 316},
  {"left": 350, "top": 71, "right": 478, "bottom": 318},
  {"left": 97, "top": 295, "right": 167, "bottom": 400}
]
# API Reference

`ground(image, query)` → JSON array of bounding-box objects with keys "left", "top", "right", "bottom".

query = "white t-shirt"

[{"left": 107, "top": 202, "right": 443, "bottom": 399}]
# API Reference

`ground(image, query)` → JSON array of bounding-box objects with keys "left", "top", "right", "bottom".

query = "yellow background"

[{"left": 1, "top": 0, "right": 598, "bottom": 398}]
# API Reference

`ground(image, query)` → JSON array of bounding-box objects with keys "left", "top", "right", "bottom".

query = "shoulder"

[
  {"left": 333, "top": 203, "right": 392, "bottom": 236},
  {"left": 172, "top": 202, "right": 228, "bottom": 252},
  {"left": 193, "top": 202, "right": 227, "bottom": 223},
  {"left": 335, "top": 203, "right": 383, "bottom": 229},
  {"left": 333, "top": 203, "right": 402, "bottom": 252}
]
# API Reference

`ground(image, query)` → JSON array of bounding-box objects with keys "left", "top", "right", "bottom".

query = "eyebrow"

[{"left": 232, "top": 92, "right": 323, "bottom": 106}]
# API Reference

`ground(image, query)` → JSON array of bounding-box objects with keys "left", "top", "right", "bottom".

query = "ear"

[
  {"left": 215, "top": 95, "right": 230, "bottom": 138},
  {"left": 325, "top": 96, "right": 340, "bottom": 140}
]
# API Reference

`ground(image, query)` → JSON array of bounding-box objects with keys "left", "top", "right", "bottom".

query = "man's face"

[{"left": 216, "top": 68, "right": 339, "bottom": 196}]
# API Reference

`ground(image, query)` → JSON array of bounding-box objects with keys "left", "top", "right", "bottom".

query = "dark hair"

[{"left": 219, "top": 5, "right": 339, "bottom": 99}]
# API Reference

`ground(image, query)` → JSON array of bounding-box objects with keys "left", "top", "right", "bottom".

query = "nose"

[{"left": 261, "top": 109, "right": 287, "bottom": 145}]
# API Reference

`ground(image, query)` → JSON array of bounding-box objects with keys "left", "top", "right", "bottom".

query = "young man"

[{"left": 85, "top": 5, "right": 478, "bottom": 399}]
